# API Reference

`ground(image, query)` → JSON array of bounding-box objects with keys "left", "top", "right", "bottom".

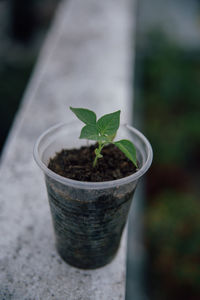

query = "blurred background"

[
  {"left": 0, "top": 0, "right": 60, "bottom": 155},
  {"left": 127, "top": 0, "right": 200, "bottom": 299},
  {"left": 1, "top": 0, "right": 200, "bottom": 299}
]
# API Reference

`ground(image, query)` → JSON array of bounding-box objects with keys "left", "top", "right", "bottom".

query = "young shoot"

[{"left": 70, "top": 107, "right": 138, "bottom": 168}]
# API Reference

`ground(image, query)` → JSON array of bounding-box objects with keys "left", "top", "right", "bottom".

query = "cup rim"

[{"left": 33, "top": 122, "right": 153, "bottom": 189}]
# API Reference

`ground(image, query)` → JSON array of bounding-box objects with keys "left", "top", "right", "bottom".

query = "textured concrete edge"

[{"left": 0, "top": 0, "right": 135, "bottom": 299}]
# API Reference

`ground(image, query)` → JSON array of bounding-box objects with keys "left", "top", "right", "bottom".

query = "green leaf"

[
  {"left": 70, "top": 107, "right": 96, "bottom": 125},
  {"left": 80, "top": 124, "right": 99, "bottom": 140},
  {"left": 97, "top": 135, "right": 111, "bottom": 142},
  {"left": 106, "top": 133, "right": 116, "bottom": 142},
  {"left": 114, "top": 139, "right": 138, "bottom": 167},
  {"left": 97, "top": 110, "right": 120, "bottom": 135},
  {"left": 95, "top": 149, "right": 103, "bottom": 158}
]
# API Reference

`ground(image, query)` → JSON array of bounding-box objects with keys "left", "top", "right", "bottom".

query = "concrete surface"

[{"left": 0, "top": 0, "right": 134, "bottom": 299}]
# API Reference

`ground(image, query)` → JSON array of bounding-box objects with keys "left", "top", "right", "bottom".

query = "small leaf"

[
  {"left": 70, "top": 107, "right": 96, "bottom": 125},
  {"left": 95, "top": 149, "right": 103, "bottom": 158},
  {"left": 97, "top": 110, "right": 120, "bottom": 135},
  {"left": 80, "top": 125, "right": 99, "bottom": 140},
  {"left": 95, "top": 148, "right": 99, "bottom": 155},
  {"left": 114, "top": 139, "right": 137, "bottom": 167}
]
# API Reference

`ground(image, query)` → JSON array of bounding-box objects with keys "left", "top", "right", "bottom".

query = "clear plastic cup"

[{"left": 34, "top": 121, "right": 153, "bottom": 269}]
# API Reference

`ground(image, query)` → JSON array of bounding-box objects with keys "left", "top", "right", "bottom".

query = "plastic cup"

[{"left": 34, "top": 121, "right": 153, "bottom": 269}]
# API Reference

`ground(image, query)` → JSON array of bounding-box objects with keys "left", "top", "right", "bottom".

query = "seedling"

[{"left": 70, "top": 107, "right": 138, "bottom": 168}]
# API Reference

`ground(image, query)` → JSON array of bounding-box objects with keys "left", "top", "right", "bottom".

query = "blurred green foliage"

[
  {"left": 146, "top": 192, "right": 200, "bottom": 299},
  {"left": 0, "top": 0, "right": 60, "bottom": 154},
  {"left": 141, "top": 31, "right": 200, "bottom": 167},
  {"left": 0, "top": 58, "right": 35, "bottom": 153},
  {"left": 135, "top": 31, "right": 200, "bottom": 299}
]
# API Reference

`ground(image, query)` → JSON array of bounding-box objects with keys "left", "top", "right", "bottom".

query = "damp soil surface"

[{"left": 48, "top": 144, "right": 137, "bottom": 182}]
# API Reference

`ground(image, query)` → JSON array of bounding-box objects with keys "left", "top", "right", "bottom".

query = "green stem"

[
  {"left": 93, "top": 141, "right": 105, "bottom": 167},
  {"left": 93, "top": 155, "right": 98, "bottom": 168}
]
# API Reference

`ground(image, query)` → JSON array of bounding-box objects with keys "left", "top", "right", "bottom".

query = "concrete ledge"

[{"left": 0, "top": 0, "right": 134, "bottom": 299}]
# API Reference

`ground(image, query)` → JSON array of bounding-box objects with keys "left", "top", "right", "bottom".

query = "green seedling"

[{"left": 70, "top": 107, "right": 138, "bottom": 168}]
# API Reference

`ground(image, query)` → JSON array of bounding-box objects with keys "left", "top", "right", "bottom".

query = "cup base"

[{"left": 56, "top": 243, "right": 120, "bottom": 269}]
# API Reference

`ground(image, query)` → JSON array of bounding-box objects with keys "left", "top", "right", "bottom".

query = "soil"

[{"left": 48, "top": 143, "right": 137, "bottom": 182}]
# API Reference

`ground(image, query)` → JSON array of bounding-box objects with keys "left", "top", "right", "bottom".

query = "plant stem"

[
  {"left": 93, "top": 155, "right": 98, "bottom": 168},
  {"left": 93, "top": 141, "right": 105, "bottom": 167}
]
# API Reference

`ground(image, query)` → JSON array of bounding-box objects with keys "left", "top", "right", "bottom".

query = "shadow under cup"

[{"left": 34, "top": 122, "right": 153, "bottom": 269}]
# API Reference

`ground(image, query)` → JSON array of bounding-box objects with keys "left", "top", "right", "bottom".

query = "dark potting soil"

[{"left": 48, "top": 144, "right": 138, "bottom": 182}]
